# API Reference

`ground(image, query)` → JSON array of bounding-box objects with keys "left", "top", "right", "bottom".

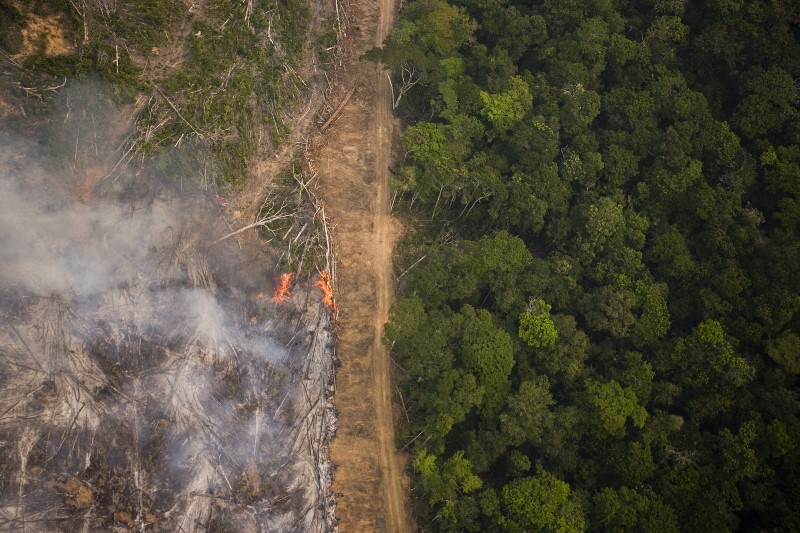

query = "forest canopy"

[{"left": 372, "top": 0, "right": 800, "bottom": 530}]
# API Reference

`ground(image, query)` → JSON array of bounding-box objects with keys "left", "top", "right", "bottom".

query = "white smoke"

[{"left": 0, "top": 84, "right": 336, "bottom": 532}]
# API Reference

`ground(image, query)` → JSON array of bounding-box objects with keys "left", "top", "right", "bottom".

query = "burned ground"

[{"left": 0, "top": 123, "right": 337, "bottom": 532}]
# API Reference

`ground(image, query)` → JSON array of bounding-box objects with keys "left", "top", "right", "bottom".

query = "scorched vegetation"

[{"left": 0, "top": 132, "right": 338, "bottom": 532}]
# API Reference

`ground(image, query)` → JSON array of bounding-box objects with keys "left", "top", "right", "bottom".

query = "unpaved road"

[
  {"left": 312, "top": 0, "right": 412, "bottom": 528},
  {"left": 370, "top": 1, "right": 409, "bottom": 530},
  {"left": 231, "top": 0, "right": 412, "bottom": 526}
]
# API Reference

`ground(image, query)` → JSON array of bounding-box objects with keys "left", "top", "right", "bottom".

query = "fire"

[
  {"left": 272, "top": 273, "right": 295, "bottom": 303},
  {"left": 315, "top": 271, "right": 337, "bottom": 312},
  {"left": 214, "top": 192, "right": 230, "bottom": 208}
]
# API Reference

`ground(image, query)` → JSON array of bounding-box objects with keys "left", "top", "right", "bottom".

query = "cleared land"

[
  {"left": 310, "top": 0, "right": 413, "bottom": 528},
  {"left": 231, "top": 0, "right": 412, "bottom": 528}
]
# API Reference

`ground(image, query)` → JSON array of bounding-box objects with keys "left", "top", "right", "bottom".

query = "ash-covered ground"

[{"left": 0, "top": 108, "right": 337, "bottom": 532}]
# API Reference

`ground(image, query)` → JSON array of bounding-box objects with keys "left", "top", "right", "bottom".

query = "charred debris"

[{"left": 0, "top": 140, "right": 339, "bottom": 532}]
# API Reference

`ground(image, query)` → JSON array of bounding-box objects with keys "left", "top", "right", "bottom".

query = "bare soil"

[
  {"left": 232, "top": 0, "right": 413, "bottom": 525},
  {"left": 9, "top": 10, "right": 73, "bottom": 62},
  {"left": 309, "top": 0, "right": 414, "bottom": 529}
]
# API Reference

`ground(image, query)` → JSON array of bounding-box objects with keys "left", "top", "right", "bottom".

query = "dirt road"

[
  {"left": 312, "top": 0, "right": 412, "bottom": 529},
  {"left": 370, "top": 1, "right": 409, "bottom": 531},
  {"left": 230, "top": 0, "right": 411, "bottom": 526}
]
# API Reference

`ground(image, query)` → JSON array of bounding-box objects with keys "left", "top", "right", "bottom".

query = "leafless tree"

[{"left": 387, "top": 63, "right": 419, "bottom": 110}]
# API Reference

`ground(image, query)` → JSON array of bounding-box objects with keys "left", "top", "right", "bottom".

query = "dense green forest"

[{"left": 370, "top": 0, "right": 800, "bottom": 530}]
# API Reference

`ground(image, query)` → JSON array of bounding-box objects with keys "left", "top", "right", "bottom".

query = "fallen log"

[{"left": 319, "top": 87, "right": 356, "bottom": 131}]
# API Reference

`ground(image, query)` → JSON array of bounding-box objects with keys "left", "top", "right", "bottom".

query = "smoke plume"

[{"left": 0, "top": 83, "right": 336, "bottom": 532}]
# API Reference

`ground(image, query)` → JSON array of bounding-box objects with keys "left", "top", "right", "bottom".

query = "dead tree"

[
  {"left": 215, "top": 190, "right": 294, "bottom": 242},
  {"left": 386, "top": 63, "right": 419, "bottom": 110}
]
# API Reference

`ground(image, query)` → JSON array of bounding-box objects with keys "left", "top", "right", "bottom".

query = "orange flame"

[
  {"left": 214, "top": 193, "right": 230, "bottom": 208},
  {"left": 315, "top": 271, "right": 337, "bottom": 312},
  {"left": 272, "top": 273, "right": 295, "bottom": 303}
]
